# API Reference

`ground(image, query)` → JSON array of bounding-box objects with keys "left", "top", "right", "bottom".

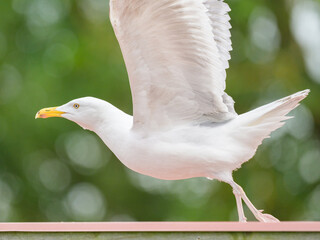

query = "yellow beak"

[{"left": 35, "top": 107, "right": 65, "bottom": 119}]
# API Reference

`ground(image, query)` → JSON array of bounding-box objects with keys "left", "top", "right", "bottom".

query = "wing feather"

[
  {"left": 205, "top": 0, "right": 232, "bottom": 69},
  {"left": 110, "top": 0, "right": 236, "bottom": 131}
]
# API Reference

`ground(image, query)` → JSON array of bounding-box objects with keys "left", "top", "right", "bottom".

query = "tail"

[{"left": 230, "top": 89, "right": 310, "bottom": 164}]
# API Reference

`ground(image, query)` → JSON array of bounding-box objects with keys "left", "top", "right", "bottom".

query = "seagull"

[{"left": 35, "top": 0, "right": 309, "bottom": 222}]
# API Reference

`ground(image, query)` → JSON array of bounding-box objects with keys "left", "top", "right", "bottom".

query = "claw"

[
  {"left": 239, "top": 217, "right": 247, "bottom": 223},
  {"left": 258, "top": 213, "right": 280, "bottom": 223}
]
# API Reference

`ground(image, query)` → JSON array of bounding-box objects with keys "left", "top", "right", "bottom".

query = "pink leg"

[
  {"left": 230, "top": 181, "right": 279, "bottom": 223},
  {"left": 234, "top": 189, "right": 247, "bottom": 222}
]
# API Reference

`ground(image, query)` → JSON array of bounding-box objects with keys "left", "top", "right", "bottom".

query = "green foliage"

[{"left": 0, "top": 0, "right": 319, "bottom": 222}]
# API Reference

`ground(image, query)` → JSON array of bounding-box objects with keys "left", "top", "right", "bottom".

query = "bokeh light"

[
  {"left": 0, "top": 180, "right": 14, "bottom": 221},
  {"left": 291, "top": 0, "right": 320, "bottom": 83},
  {"left": 43, "top": 43, "right": 75, "bottom": 77},
  {"left": 63, "top": 131, "right": 109, "bottom": 175},
  {"left": 248, "top": 6, "right": 280, "bottom": 63},
  {"left": 299, "top": 148, "right": 320, "bottom": 184},
  {"left": 64, "top": 183, "right": 106, "bottom": 221},
  {"left": 77, "top": 0, "right": 109, "bottom": 24},
  {"left": 306, "top": 185, "right": 320, "bottom": 220},
  {"left": 0, "top": 65, "right": 22, "bottom": 105},
  {"left": 39, "top": 159, "right": 71, "bottom": 192}
]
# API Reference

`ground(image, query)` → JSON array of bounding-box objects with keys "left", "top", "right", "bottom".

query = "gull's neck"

[{"left": 93, "top": 103, "right": 133, "bottom": 158}]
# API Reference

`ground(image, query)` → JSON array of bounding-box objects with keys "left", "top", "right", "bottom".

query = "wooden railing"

[{"left": 0, "top": 222, "right": 319, "bottom": 239}]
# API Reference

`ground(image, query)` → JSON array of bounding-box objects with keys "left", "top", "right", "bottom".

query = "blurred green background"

[{"left": 0, "top": 0, "right": 319, "bottom": 222}]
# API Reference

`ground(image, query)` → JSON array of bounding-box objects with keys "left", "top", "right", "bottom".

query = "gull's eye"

[{"left": 73, "top": 103, "right": 80, "bottom": 109}]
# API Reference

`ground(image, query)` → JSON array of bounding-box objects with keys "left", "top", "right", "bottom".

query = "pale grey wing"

[
  {"left": 205, "top": 0, "right": 236, "bottom": 115},
  {"left": 205, "top": 0, "right": 232, "bottom": 73},
  {"left": 110, "top": 0, "right": 236, "bottom": 131}
]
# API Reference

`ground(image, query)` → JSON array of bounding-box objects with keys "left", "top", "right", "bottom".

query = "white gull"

[{"left": 36, "top": 0, "right": 309, "bottom": 222}]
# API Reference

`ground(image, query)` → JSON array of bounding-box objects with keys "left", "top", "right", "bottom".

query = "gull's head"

[{"left": 35, "top": 97, "right": 107, "bottom": 131}]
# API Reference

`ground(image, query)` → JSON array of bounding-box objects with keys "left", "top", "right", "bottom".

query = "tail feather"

[
  {"left": 231, "top": 89, "right": 310, "bottom": 165},
  {"left": 237, "top": 89, "right": 309, "bottom": 128},
  {"left": 239, "top": 89, "right": 309, "bottom": 127}
]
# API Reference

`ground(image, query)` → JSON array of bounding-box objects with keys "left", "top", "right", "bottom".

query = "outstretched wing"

[{"left": 110, "top": 0, "right": 236, "bottom": 131}]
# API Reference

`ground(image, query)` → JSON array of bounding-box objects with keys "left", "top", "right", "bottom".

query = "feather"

[{"left": 110, "top": 0, "right": 236, "bottom": 132}]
